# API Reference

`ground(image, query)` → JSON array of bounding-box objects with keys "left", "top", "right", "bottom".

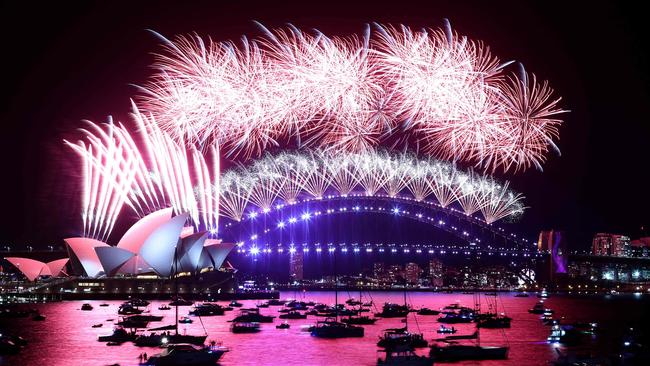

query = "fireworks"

[
  {"left": 139, "top": 21, "right": 566, "bottom": 172},
  {"left": 65, "top": 20, "right": 567, "bottom": 238},
  {"left": 219, "top": 150, "right": 525, "bottom": 224},
  {"left": 65, "top": 105, "right": 220, "bottom": 238}
]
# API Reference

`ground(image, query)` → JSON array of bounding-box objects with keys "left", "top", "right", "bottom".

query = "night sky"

[{"left": 1, "top": 0, "right": 648, "bottom": 250}]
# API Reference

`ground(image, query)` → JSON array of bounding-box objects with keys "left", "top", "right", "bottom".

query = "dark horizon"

[{"left": 1, "top": 0, "right": 649, "bottom": 250}]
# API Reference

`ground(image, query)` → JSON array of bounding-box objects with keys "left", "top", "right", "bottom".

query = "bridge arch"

[{"left": 220, "top": 193, "right": 534, "bottom": 254}]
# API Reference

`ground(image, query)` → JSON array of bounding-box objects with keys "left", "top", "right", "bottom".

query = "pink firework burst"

[{"left": 137, "top": 20, "right": 566, "bottom": 172}]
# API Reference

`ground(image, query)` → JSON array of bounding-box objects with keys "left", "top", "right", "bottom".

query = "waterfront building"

[
  {"left": 592, "top": 233, "right": 631, "bottom": 257},
  {"left": 630, "top": 237, "right": 650, "bottom": 257},
  {"left": 429, "top": 259, "right": 444, "bottom": 287},
  {"left": 404, "top": 262, "right": 421, "bottom": 286},
  {"left": 289, "top": 250, "right": 304, "bottom": 281}
]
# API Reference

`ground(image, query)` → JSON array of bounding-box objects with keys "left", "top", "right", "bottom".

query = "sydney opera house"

[{"left": 1, "top": 209, "right": 237, "bottom": 299}]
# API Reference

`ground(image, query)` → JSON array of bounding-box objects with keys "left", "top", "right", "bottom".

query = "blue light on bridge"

[
  {"left": 277, "top": 221, "right": 285, "bottom": 228},
  {"left": 249, "top": 247, "right": 260, "bottom": 255},
  {"left": 248, "top": 212, "right": 258, "bottom": 219},
  {"left": 288, "top": 217, "right": 297, "bottom": 224},
  {"left": 301, "top": 212, "right": 311, "bottom": 220}
]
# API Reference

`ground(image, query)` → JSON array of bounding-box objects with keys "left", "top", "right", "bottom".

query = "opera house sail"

[{"left": 2, "top": 208, "right": 236, "bottom": 300}]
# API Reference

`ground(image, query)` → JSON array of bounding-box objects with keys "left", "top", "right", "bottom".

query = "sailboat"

[
  {"left": 342, "top": 290, "right": 377, "bottom": 325},
  {"left": 429, "top": 293, "right": 509, "bottom": 361},
  {"left": 476, "top": 291, "right": 511, "bottom": 328},
  {"left": 135, "top": 246, "right": 207, "bottom": 347},
  {"left": 311, "top": 255, "right": 364, "bottom": 338},
  {"left": 377, "top": 289, "right": 427, "bottom": 349}
]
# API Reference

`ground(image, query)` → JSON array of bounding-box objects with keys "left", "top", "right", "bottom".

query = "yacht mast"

[{"left": 174, "top": 244, "right": 179, "bottom": 336}]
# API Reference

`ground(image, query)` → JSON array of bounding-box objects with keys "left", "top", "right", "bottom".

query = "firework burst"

[{"left": 138, "top": 21, "right": 566, "bottom": 173}]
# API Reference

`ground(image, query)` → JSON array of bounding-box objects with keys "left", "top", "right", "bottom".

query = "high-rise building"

[
  {"left": 429, "top": 259, "right": 444, "bottom": 287},
  {"left": 592, "top": 233, "right": 631, "bottom": 257},
  {"left": 373, "top": 262, "right": 385, "bottom": 279},
  {"left": 289, "top": 251, "right": 304, "bottom": 281},
  {"left": 404, "top": 262, "right": 421, "bottom": 286},
  {"left": 630, "top": 237, "right": 650, "bottom": 257},
  {"left": 538, "top": 230, "right": 568, "bottom": 279},
  {"left": 387, "top": 264, "right": 403, "bottom": 285}
]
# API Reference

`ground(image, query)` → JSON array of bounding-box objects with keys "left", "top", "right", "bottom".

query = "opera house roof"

[{"left": 3, "top": 209, "right": 234, "bottom": 281}]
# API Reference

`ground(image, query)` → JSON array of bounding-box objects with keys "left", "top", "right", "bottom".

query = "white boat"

[{"left": 143, "top": 343, "right": 228, "bottom": 365}]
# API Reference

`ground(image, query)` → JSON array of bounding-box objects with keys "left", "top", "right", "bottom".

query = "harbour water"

[{"left": 1, "top": 291, "right": 649, "bottom": 365}]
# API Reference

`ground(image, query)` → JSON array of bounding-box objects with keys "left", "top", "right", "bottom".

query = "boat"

[
  {"left": 443, "top": 303, "right": 462, "bottom": 310},
  {"left": 430, "top": 293, "right": 508, "bottom": 361},
  {"left": 477, "top": 315, "right": 512, "bottom": 328},
  {"left": 189, "top": 303, "right": 226, "bottom": 316},
  {"left": 375, "top": 303, "right": 409, "bottom": 318},
  {"left": 378, "top": 346, "right": 434, "bottom": 366},
  {"left": 129, "top": 314, "right": 164, "bottom": 322},
  {"left": 528, "top": 301, "right": 553, "bottom": 314},
  {"left": 106, "top": 341, "right": 121, "bottom": 346},
  {"left": 437, "top": 325, "right": 457, "bottom": 334},
  {"left": 311, "top": 318, "right": 364, "bottom": 338},
  {"left": 416, "top": 308, "right": 439, "bottom": 316},
  {"left": 231, "top": 308, "right": 275, "bottom": 323},
  {"left": 143, "top": 343, "right": 228, "bottom": 366},
  {"left": 514, "top": 292, "right": 529, "bottom": 297},
  {"left": 134, "top": 331, "right": 207, "bottom": 347},
  {"left": 179, "top": 317, "right": 193, "bottom": 324},
  {"left": 231, "top": 322, "right": 261, "bottom": 333},
  {"left": 138, "top": 250, "right": 208, "bottom": 348},
  {"left": 341, "top": 315, "right": 377, "bottom": 325},
  {"left": 116, "top": 317, "right": 149, "bottom": 328},
  {"left": 430, "top": 344, "right": 508, "bottom": 361},
  {"left": 81, "top": 303, "right": 94, "bottom": 311},
  {"left": 378, "top": 328, "right": 428, "bottom": 349},
  {"left": 279, "top": 310, "right": 307, "bottom": 319},
  {"left": 92, "top": 323, "right": 103, "bottom": 328},
  {"left": 276, "top": 322, "right": 290, "bottom": 329},
  {"left": 437, "top": 312, "right": 473, "bottom": 324},
  {"left": 267, "top": 299, "right": 286, "bottom": 306},
  {"left": 97, "top": 326, "right": 137, "bottom": 342},
  {"left": 125, "top": 299, "right": 150, "bottom": 307},
  {"left": 541, "top": 313, "right": 555, "bottom": 325},
  {"left": 338, "top": 308, "right": 358, "bottom": 316},
  {"left": 229, "top": 300, "right": 243, "bottom": 308},
  {"left": 439, "top": 331, "right": 478, "bottom": 341},
  {"left": 546, "top": 323, "right": 585, "bottom": 346},
  {"left": 99, "top": 303, "right": 110, "bottom": 307},
  {"left": 285, "top": 300, "right": 309, "bottom": 310},
  {"left": 169, "top": 297, "right": 194, "bottom": 306},
  {"left": 158, "top": 305, "right": 172, "bottom": 311},
  {"left": 485, "top": 292, "right": 497, "bottom": 296},
  {"left": 346, "top": 298, "right": 362, "bottom": 306},
  {"left": 32, "top": 313, "right": 46, "bottom": 321},
  {"left": 256, "top": 302, "right": 270, "bottom": 308},
  {"left": 118, "top": 304, "right": 144, "bottom": 315}
]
